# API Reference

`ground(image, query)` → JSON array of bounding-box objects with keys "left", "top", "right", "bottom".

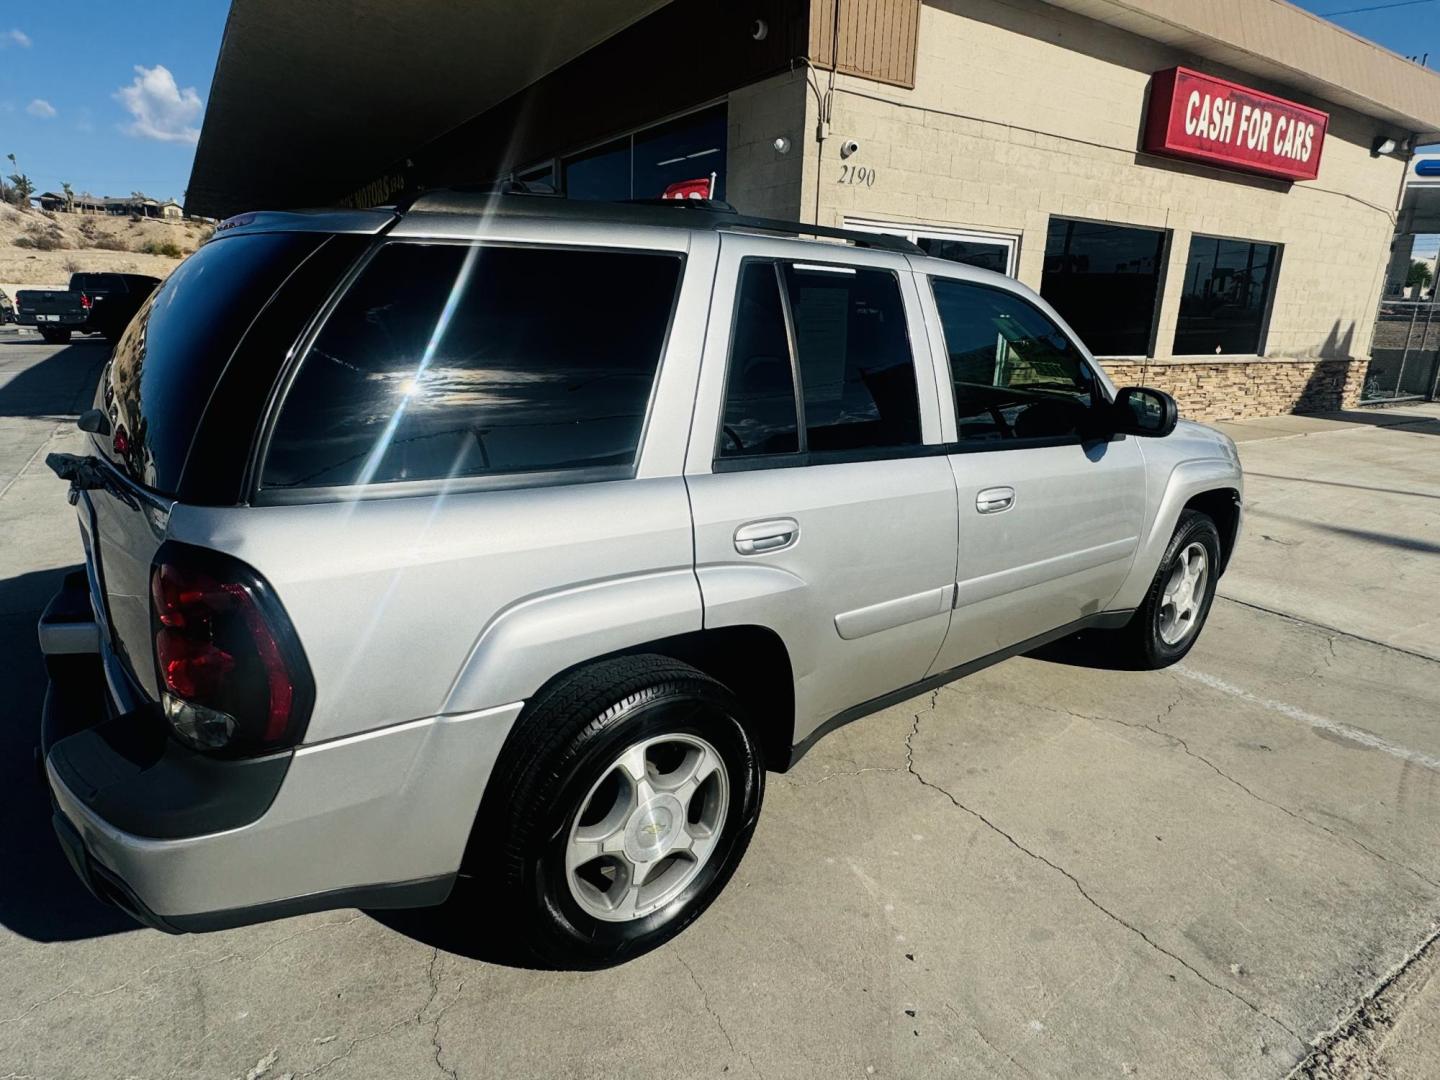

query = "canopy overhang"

[{"left": 185, "top": 0, "right": 674, "bottom": 218}]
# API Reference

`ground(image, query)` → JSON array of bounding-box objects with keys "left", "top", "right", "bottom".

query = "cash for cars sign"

[{"left": 1144, "top": 67, "right": 1328, "bottom": 182}]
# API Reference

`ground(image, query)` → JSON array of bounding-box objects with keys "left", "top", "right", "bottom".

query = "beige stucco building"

[{"left": 189, "top": 0, "right": 1440, "bottom": 418}]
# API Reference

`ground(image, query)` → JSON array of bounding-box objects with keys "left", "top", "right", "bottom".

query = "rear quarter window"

[
  {"left": 102, "top": 232, "right": 325, "bottom": 491},
  {"left": 260, "top": 242, "right": 682, "bottom": 492}
]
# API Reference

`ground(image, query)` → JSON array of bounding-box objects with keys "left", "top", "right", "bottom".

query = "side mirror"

[
  {"left": 77, "top": 408, "right": 111, "bottom": 436},
  {"left": 1111, "top": 386, "right": 1177, "bottom": 438}
]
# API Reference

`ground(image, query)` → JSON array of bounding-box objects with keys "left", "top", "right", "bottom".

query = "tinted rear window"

[
  {"left": 260, "top": 243, "right": 681, "bottom": 491},
  {"left": 72, "top": 274, "right": 124, "bottom": 294},
  {"left": 102, "top": 232, "right": 323, "bottom": 491}
]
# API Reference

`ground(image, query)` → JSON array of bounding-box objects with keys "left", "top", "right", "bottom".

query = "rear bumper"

[
  {"left": 41, "top": 576, "right": 522, "bottom": 932},
  {"left": 16, "top": 315, "right": 86, "bottom": 328}
]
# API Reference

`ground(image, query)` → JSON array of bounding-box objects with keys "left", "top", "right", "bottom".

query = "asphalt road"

[{"left": 2, "top": 333, "right": 1439, "bottom": 1079}]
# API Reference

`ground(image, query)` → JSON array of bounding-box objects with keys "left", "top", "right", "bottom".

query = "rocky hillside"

[{"left": 0, "top": 202, "right": 211, "bottom": 291}]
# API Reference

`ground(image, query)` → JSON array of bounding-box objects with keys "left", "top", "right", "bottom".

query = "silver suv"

[{"left": 39, "top": 193, "right": 1242, "bottom": 967}]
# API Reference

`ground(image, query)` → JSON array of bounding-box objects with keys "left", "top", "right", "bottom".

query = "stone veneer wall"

[{"left": 1098, "top": 359, "right": 1368, "bottom": 422}]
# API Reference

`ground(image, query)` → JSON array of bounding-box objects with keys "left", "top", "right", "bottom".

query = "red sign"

[
  {"left": 662, "top": 174, "right": 716, "bottom": 200},
  {"left": 1144, "top": 67, "right": 1328, "bottom": 182}
]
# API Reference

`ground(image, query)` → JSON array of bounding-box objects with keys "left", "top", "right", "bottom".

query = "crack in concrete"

[
  {"left": 1287, "top": 922, "right": 1440, "bottom": 1078},
  {"left": 297, "top": 946, "right": 460, "bottom": 1079},
  {"left": 1097, "top": 708, "right": 1440, "bottom": 893},
  {"left": 675, "top": 952, "right": 765, "bottom": 1079},
  {"left": 1216, "top": 595, "right": 1439, "bottom": 667},
  {"left": 940, "top": 1002, "right": 1035, "bottom": 1079},
  {"left": 1, "top": 914, "right": 366, "bottom": 1028},
  {"left": 903, "top": 710, "right": 1305, "bottom": 1048}
]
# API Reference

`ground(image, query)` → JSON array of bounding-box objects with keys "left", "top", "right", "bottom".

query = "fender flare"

[
  {"left": 441, "top": 569, "right": 703, "bottom": 715},
  {"left": 1109, "top": 457, "right": 1242, "bottom": 612}
]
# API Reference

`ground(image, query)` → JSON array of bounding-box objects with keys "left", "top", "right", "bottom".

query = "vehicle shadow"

[
  {"left": 1027, "top": 626, "right": 1150, "bottom": 671},
  {"left": 367, "top": 889, "right": 545, "bottom": 969},
  {"left": 0, "top": 337, "right": 110, "bottom": 420},
  {"left": 0, "top": 565, "right": 138, "bottom": 942}
]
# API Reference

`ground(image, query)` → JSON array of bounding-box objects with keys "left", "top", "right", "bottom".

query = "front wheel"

[
  {"left": 1116, "top": 510, "right": 1222, "bottom": 669},
  {"left": 463, "top": 655, "right": 765, "bottom": 969}
]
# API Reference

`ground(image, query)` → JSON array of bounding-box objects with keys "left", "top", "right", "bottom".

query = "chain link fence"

[{"left": 1363, "top": 299, "right": 1440, "bottom": 402}]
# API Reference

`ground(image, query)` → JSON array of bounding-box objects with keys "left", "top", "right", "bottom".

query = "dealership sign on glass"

[{"left": 1144, "top": 67, "right": 1329, "bottom": 182}]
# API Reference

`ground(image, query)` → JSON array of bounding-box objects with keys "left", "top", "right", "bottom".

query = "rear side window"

[
  {"left": 717, "top": 260, "right": 921, "bottom": 461},
  {"left": 103, "top": 232, "right": 324, "bottom": 491},
  {"left": 261, "top": 243, "right": 681, "bottom": 491}
]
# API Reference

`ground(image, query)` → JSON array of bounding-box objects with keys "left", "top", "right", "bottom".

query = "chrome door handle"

[
  {"left": 976, "top": 486, "right": 1015, "bottom": 514},
  {"left": 734, "top": 518, "right": 799, "bottom": 555}
]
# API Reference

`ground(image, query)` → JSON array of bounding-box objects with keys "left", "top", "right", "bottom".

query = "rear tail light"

[
  {"left": 149, "top": 543, "right": 313, "bottom": 756},
  {"left": 80, "top": 292, "right": 92, "bottom": 310}
]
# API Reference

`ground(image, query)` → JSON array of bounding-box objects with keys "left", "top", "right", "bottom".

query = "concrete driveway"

[{"left": 2, "top": 335, "right": 1439, "bottom": 1080}]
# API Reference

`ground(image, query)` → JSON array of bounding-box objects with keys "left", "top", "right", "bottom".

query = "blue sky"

[
  {"left": 0, "top": 1, "right": 1435, "bottom": 210},
  {"left": 0, "top": 1, "right": 228, "bottom": 203}
]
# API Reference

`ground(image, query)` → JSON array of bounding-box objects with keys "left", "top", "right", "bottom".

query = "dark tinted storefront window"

[
  {"left": 562, "top": 105, "right": 726, "bottom": 201},
  {"left": 1041, "top": 218, "right": 1168, "bottom": 356},
  {"left": 1173, "top": 236, "right": 1278, "bottom": 355},
  {"left": 917, "top": 237, "right": 1010, "bottom": 274},
  {"left": 561, "top": 137, "right": 630, "bottom": 201},
  {"left": 633, "top": 106, "right": 726, "bottom": 201},
  {"left": 262, "top": 243, "right": 681, "bottom": 490}
]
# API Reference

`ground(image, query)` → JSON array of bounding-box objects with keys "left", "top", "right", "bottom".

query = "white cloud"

[
  {"left": 2, "top": 28, "right": 31, "bottom": 48},
  {"left": 113, "top": 64, "right": 202, "bottom": 144},
  {"left": 26, "top": 98, "right": 56, "bottom": 118}
]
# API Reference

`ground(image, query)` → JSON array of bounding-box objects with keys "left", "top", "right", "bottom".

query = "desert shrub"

[
  {"left": 14, "top": 226, "right": 62, "bottom": 251},
  {"left": 141, "top": 239, "right": 184, "bottom": 258},
  {"left": 78, "top": 219, "right": 99, "bottom": 240},
  {"left": 92, "top": 236, "right": 131, "bottom": 252},
  {"left": 63, "top": 257, "right": 83, "bottom": 273}
]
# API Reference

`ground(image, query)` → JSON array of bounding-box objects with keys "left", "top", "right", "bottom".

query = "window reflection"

[
  {"left": 562, "top": 105, "right": 727, "bottom": 201},
  {"left": 1041, "top": 218, "right": 1168, "bottom": 357},
  {"left": 1173, "top": 236, "right": 1278, "bottom": 355}
]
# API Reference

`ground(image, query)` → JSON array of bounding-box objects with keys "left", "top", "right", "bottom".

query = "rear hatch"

[
  {"left": 16, "top": 288, "right": 85, "bottom": 325},
  {"left": 82, "top": 229, "right": 346, "bottom": 698}
]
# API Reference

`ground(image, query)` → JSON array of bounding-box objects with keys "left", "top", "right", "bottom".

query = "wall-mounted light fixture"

[
  {"left": 773, "top": 136, "right": 791, "bottom": 154},
  {"left": 1373, "top": 136, "right": 1399, "bottom": 156}
]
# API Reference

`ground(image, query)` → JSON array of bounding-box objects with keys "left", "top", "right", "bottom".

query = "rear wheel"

[
  {"left": 462, "top": 654, "right": 765, "bottom": 969},
  {"left": 39, "top": 327, "right": 72, "bottom": 344},
  {"left": 1116, "top": 510, "right": 1221, "bottom": 668}
]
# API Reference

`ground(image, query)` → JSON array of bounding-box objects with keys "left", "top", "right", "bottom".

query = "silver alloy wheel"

[
  {"left": 1158, "top": 541, "right": 1209, "bottom": 646},
  {"left": 564, "top": 733, "right": 730, "bottom": 923}
]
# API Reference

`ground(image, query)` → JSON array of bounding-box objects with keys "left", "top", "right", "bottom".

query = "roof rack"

[{"left": 400, "top": 189, "right": 923, "bottom": 254}]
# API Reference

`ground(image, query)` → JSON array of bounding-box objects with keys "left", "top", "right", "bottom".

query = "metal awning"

[
  {"left": 186, "top": 0, "right": 674, "bottom": 218},
  {"left": 1400, "top": 152, "right": 1440, "bottom": 235}
]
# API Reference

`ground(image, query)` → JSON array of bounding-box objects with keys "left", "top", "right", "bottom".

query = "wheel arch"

[
  {"left": 509, "top": 625, "right": 797, "bottom": 776},
  {"left": 1110, "top": 459, "right": 1243, "bottom": 611},
  {"left": 1182, "top": 487, "right": 1242, "bottom": 574}
]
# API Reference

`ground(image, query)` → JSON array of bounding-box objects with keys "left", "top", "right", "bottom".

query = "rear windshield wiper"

[{"left": 45, "top": 452, "right": 140, "bottom": 510}]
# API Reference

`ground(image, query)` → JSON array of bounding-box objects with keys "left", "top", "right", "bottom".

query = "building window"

[
  {"left": 846, "top": 220, "right": 1019, "bottom": 276},
  {"left": 1041, "top": 218, "right": 1168, "bottom": 357},
  {"left": 1173, "top": 235, "right": 1279, "bottom": 355},
  {"left": 562, "top": 104, "right": 727, "bottom": 202}
]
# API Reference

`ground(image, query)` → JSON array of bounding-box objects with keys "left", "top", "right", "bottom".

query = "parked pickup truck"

[{"left": 15, "top": 272, "right": 160, "bottom": 344}]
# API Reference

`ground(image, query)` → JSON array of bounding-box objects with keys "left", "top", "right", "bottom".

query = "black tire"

[
  {"left": 460, "top": 654, "right": 765, "bottom": 969},
  {"left": 1117, "top": 509, "right": 1222, "bottom": 669},
  {"left": 39, "top": 328, "right": 72, "bottom": 344}
]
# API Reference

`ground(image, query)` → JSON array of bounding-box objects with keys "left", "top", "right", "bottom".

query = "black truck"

[{"left": 15, "top": 272, "right": 161, "bottom": 344}]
